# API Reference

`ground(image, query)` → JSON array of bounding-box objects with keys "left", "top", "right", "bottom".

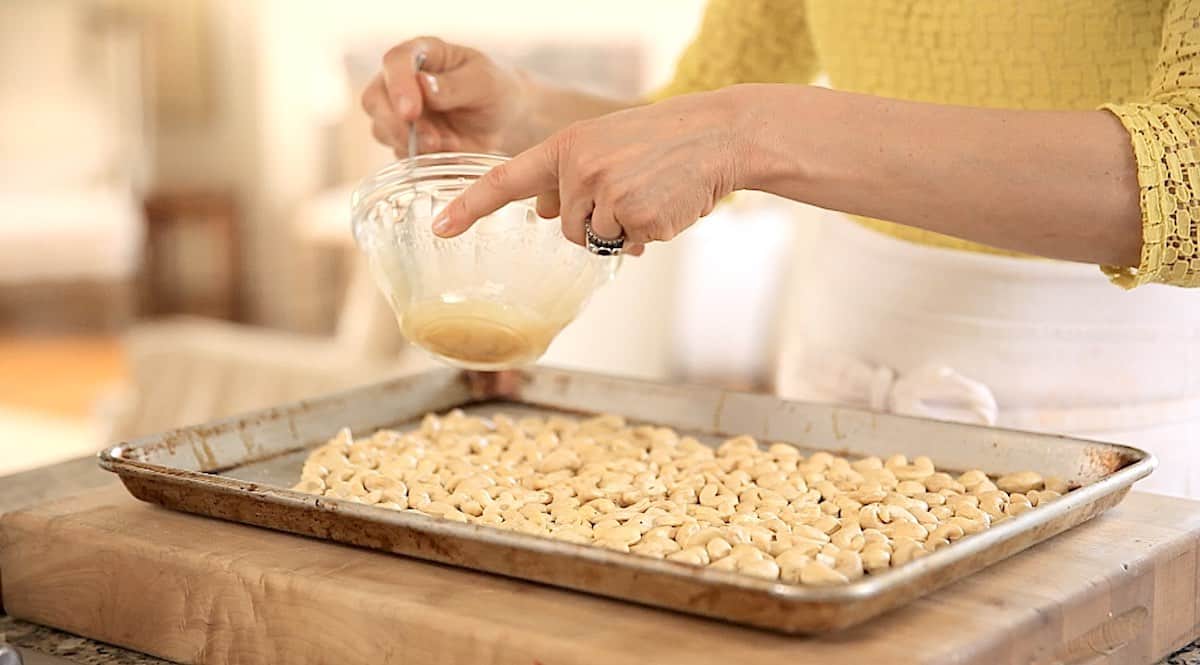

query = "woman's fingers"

[
  {"left": 390, "top": 121, "right": 442, "bottom": 158},
  {"left": 433, "top": 122, "right": 661, "bottom": 255},
  {"left": 420, "top": 64, "right": 489, "bottom": 113},
  {"left": 559, "top": 193, "right": 592, "bottom": 247},
  {"left": 361, "top": 73, "right": 390, "bottom": 117},
  {"left": 535, "top": 191, "right": 561, "bottom": 219},
  {"left": 434, "top": 141, "right": 559, "bottom": 237},
  {"left": 381, "top": 41, "right": 431, "bottom": 120},
  {"left": 363, "top": 73, "right": 402, "bottom": 146},
  {"left": 380, "top": 36, "right": 475, "bottom": 118},
  {"left": 588, "top": 202, "right": 624, "bottom": 241}
]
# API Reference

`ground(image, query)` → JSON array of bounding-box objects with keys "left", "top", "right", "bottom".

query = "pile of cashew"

[{"left": 294, "top": 410, "right": 1069, "bottom": 585}]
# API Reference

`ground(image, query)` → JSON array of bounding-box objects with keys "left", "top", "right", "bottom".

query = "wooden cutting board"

[{"left": 1, "top": 486, "right": 1198, "bottom": 665}]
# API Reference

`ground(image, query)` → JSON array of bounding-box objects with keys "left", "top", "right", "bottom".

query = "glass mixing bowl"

[{"left": 351, "top": 153, "right": 620, "bottom": 370}]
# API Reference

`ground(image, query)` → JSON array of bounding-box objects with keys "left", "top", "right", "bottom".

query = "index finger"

[
  {"left": 432, "top": 142, "right": 560, "bottom": 237},
  {"left": 381, "top": 37, "right": 454, "bottom": 120}
]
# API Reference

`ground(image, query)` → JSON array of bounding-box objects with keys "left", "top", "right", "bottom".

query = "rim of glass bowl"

[{"left": 350, "top": 152, "right": 509, "bottom": 227}]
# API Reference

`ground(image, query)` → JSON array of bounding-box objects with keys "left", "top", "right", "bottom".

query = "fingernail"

[
  {"left": 421, "top": 72, "right": 439, "bottom": 95},
  {"left": 432, "top": 208, "right": 454, "bottom": 236},
  {"left": 397, "top": 96, "right": 414, "bottom": 116}
]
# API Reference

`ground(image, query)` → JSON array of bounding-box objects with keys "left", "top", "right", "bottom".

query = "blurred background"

[{"left": 0, "top": 0, "right": 831, "bottom": 476}]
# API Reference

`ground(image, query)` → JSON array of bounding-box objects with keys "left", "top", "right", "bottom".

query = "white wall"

[{"left": 151, "top": 0, "right": 260, "bottom": 192}]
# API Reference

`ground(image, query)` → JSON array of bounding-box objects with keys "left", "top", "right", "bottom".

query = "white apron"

[{"left": 777, "top": 217, "right": 1200, "bottom": 498}]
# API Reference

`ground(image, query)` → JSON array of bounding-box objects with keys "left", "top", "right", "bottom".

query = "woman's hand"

[
  {"left": 431, "top": 87, "right": 751, "bottom": 252},
  {"left": 361, "top": 37, "right": 535, "bottom": 157}
]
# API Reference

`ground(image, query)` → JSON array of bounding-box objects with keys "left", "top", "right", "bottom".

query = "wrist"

[
  {"left": 500, "top": 69, "right": 546, "bottom": 154},
  {"left": 514, "top": 74, "right": 639, "bottom": 154},
  {"left": 726, "top": 83, "right": 815, "bottom": 195}
]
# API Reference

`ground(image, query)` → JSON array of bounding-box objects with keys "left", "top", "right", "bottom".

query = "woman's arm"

[
  {"left": 741, "top": 84, "right": 1143, "bottom": 267},
  {"left": 439, "top": 0, "right": 1200, "bottom": 288},
  {"left": 754, "top": 0, "right": 1200, "bottom": 287},
  {"left": 432, "top": 85, "right": 1145, "bottom": 269}
]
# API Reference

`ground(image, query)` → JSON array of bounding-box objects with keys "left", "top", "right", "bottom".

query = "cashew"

[
  {"left": 682, "top": 526, "right": 725, "bottom": 549},
  {"left": 601, "top": 524, "right": 643, "bottom": 547},
  {"left": 849, "top": 483, "right": 888, "bottom": 504},
  {"left": 730, "top": 544, "right": 769, "bottom": 562},
  {"left": 834, "top": 550, "right": 865, "bottom": 580},
  {"left": 740, "top": 557, "right": 782, "bottom": 581},
  {"left": 304, "top": 411, "right": 1058, "bottom": 586},
  {"left": 882, "top": 520, "right": 929, "bottom": 541},
  {"left": 645, "top": 525, "right": 677, "bottom": 540},
  {"left": 891, "top": 540, "right": 928, "bottom": 566},
  {"left": 861, "top": 544, "right": 891, "bottom": 573},
  {"left": 818, "top": 514, "right": 845, "bottom": 534},
  {"left": 997, "top": 471, "right": 1044, "bottom": 494},
  {"left": 947, "top": 515, "right": 989, "bottom": 535},
  {"left": 831, "top": 524, "right": 865, "bottom": 551},
  {"left": 776, "top": 545, "right": 817, "bottom": 570},
  {"left": 706, "top": 536, "right": 733, "bottom": 561},
  {"left": 909, "top": 508, "right": 939, "bottom": 526},
  {"left": 896, "top": 480, "right": 926, "bottom": 497},
  {"left": 923, "top": 473, "right": 966, "bottom": 494},
  {"left": 708, "top": 554, "right": 740, "bottom": 572},
  {"left": 800, "top": 561, "right": 849, "bottom": 585},
  {"left": 858, "top": 504, "right": 888, "bottom": 530},
  {"left": 1027, "top": 489, "right": 1061, "bottom": 506},
  {"left": 1044, "top": 476, "right": 1071, "bottom": 494},
  {"left": 667, "top": 546, "right": 710, "bottom": 566},
  {"left": 775, "top": 537, "right": 823, "bottom": 559},
  {"left": 954, "top": 504, "right": 990, "bottom": 524},
  {"left": 945, "top": 494, "right": 980, "bottom": 510},
  {"left": 595, "top": 539, "right": 631, "bottom": 552},
  {"left": 862, "top": 528, "right": 890, "bottom": 546},
  {"left": 747, "top": 526, "right": 774, "bottom": 551},
  {"left": 919, "top": 492, "right": 947, "bottom": 506},
  {"left": 860, "top": 467, "right": 900, "bottom": 488},
  {"left": 1006, "top": 501, "right": 1035, "bottom": 517},
  {"left": 926, "top": 522, "right": 965, "bottom": 545},
  {"left": 768, "top": 443, "right": 801, "bottom": 459},
  {"left": 925, "top": 535, "right": 952, "bottom": 551},
  {"left": 957, "top": 469, "right": 989, "bottom": 489},
  {"left": 977, "top": 490, "right": 1009, "bottom": 519},
  {"left": 674, "top": 522, "right": 702, "bottom": 548},
  {"left": 631, "top": 536, "right": 681, "bottom": 557},
  {"left": 887, "top": 454, "right": 936, "bottom": 481},
  {"left": 968, "top": 480, "right": 1000, "bottom": 496},
  {"left": 293, "top": 478, "right": 326, "bottom": 494},
  {"left": 851, "top": 456, "right": 884, "bottom": 472}
]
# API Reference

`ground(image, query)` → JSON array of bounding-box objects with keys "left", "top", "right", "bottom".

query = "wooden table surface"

[{"left": 1, "top": 457, "right": 1198, "bottom": 665}]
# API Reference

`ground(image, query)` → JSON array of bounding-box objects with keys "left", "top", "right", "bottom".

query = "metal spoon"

[{"left": 408, "top": 52, "right": 427, "bottom": 160}]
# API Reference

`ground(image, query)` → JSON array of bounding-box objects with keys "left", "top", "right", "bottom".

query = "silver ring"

[{"left": 584, "top": 216, "right": 624, "bottom": 256}]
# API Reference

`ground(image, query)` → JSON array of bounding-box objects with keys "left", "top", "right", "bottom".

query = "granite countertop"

[
  {"left": 0, "top": 456, "right": 1197, "bottom": 665},
  {"left": 1, "top": 617, "right": 169, "bottom": 665}
]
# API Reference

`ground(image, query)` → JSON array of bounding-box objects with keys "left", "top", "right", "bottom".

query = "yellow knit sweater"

[{"left": 657, "top": 0, "right": 1200, "bottom": 288}]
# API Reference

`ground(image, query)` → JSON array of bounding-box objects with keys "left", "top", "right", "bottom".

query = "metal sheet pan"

[{"left": 98, "top": 367, "right": 1154, "bottom": 634}]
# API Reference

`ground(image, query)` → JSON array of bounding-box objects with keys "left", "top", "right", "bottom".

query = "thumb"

[{"left": 381, "top": 36, "right": 466, "bottom": 120}]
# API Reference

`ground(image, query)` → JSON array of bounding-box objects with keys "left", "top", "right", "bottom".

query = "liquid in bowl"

[
  {"left": 352, "top": 153, "right": 620, "bottom": 370},
  {"left": 400, "top": 298, "right": 565, "bottom": 369}
]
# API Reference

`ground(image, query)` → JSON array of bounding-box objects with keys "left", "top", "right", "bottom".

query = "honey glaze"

[{"left": 400, "top": 298, "right": 563, "bottom": 368}]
